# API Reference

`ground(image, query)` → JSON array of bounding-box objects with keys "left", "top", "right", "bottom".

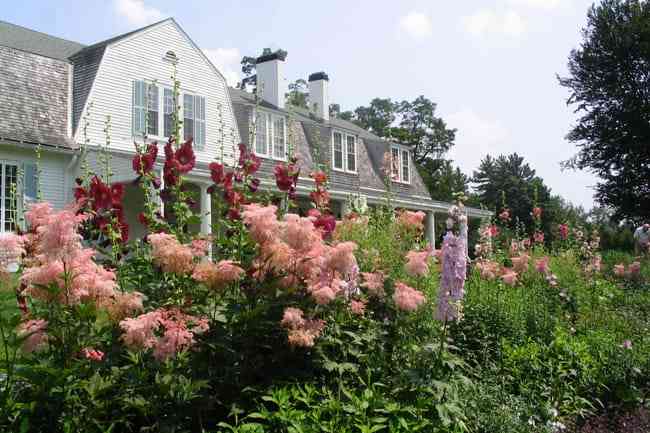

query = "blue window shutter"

[{"left": 23, "top": 162, "right": 38, "bottom": 201}]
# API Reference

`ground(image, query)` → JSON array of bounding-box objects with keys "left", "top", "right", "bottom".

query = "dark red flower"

[
  {"left": 248, "top": 178, "right": 260, "bottom": 193},
  {"left": 137, "top": 212, "right": 149, "bottom": 227},
  {"left": 225, "top": 189, "right": 243, "bottom": 207},
  {"left": 152, "top": 176, "right": 161, "bottom": 189},
  {"left": 175, "top": 139, "right": 196, "bottom": 173},
  {"left": 132, "top": 142, "right": 158, "bottom": 174},
  {"left": 310, "top": 189, "right": 330, "bottom": 209},
  {"left": 110, "top": 183, "right": 125, "bottom": 205},
  {"left": 223, "top": 172, "right": 234, "bottom": 191},
  {"left": 74, "top": 186, "right": 87, "bottom": 201},
  {"left": 274, "top": 163, "right": 300, "bottom": 193},
  {"left": 89, "top": 176, "right": 112, "bottom": 211},
  {"left": 244, "top": 153, "right": 261, "bottom": 176},
  {"left": 227, "top": 207, "right": 241, "bottom": 220},
  {"left": 209, "top": 162, "right": 225, "bottom": 184},
  {"left": 314, "top": 213, "right": 336, "bottom": 238}
]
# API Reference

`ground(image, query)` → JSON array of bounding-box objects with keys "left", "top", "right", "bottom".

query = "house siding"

[
  {"left": 0, "top": 46, "right": 71, "bottom": 147},
  {"left": 70, "top": 45, "right": 105, "bottom": 135},
  {"left": 73, "top": 20, "right": 240, "bottom": 168},
  {"left": 0, "top": 144, "right": 69, "bottom": 209}
]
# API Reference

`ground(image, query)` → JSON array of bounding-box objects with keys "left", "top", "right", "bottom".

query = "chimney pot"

[
  {"left": 308, "top": 71, "right": 329, "bottom": 121},
  {"left": 256, "top": 52, "right": 287, "bottom": 109}
]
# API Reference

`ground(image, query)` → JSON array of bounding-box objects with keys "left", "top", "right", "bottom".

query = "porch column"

[
  {"left": 425, "top": 211, "right": 436, "bottom": 249},
  {"left": 200, "top": 183, "right": 213, "bottom": 257},
  {"left": 340, "top": 200, "right": 351, "bottom": 218}
]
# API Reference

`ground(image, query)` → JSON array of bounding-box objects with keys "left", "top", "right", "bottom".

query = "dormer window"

[
  {"left": 391, "top": 145, "right": 411, "bottom": 184},
  {"left": 253, "top": 111, "right": 286, "bottom": 161},
  {"left": 332, "top": 131, "right": 357, "bottom": 173}
]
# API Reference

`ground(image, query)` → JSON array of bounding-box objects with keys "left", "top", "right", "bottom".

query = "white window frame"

[
  {"left": 331, "top": 130, "right": 357, "bottom": 174},
  {"left": 0, "top": 160, "right": 19, "bottom": 233},
  {"left": 391, "top": 145, "right": 411, "bottom": 184},
  {"left": 252, "top": 110, "right": 287, "bottom": 161},
  {"left": 133, "top": 81, "right": 206, "bottom": 151}
]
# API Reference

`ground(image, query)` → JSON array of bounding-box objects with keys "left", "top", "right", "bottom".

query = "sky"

[{"left": 3, "top": 0, "right": 601, "bottom": 209}]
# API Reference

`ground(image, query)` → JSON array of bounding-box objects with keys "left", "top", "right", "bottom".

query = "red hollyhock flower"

[
  {"left": 111, "top": 183, "right": 125, "bottom": 205},
  {"left": 248, "top": 177, "right": 260, "bottom": 193},
  {"left": 310, "top": 170, "right": 327, "bottom": 185},
  {"left": 175, "top": 139, "right": 196, "bottom": 174},
  {"left": 274, "top": 163, "right": 300, "bottom": 193},
  {"left": 132, "top": 142, "right": 158, "bottom": 174},
  {"left": 137, "top": 212, "right": 149, "bottom": 227},
  {"left": 314, "top": 213, "right": 336, "bottom": 238},
  {"left": 74, "top": 186, "right": 87, "bottom": 202},
  {"left": 309, "top": 189, "right": 330, "bottom": 209},
  {"left": 227, "top": 207, "right": 241, "bottom": 220},
  {"left": 225, "top": 189, "right": 243, "bottom": 207},
  {"left": 209, "top": 162, "right": 225, "bottom": 184},
  {"left": 307, "top": 208, "right": 321, "bottom": 218},
  {"left": 223, "top": 172, "right": 234, "bottom": 191},
  {"left": 89, "top": 176, "right": 113, "bottom": 211},
  {"left": 237, "top": 143, "right": 261, "bottom": 176},
  {"left": 532, "top": 206, "right": 543, "bottom": 219}
]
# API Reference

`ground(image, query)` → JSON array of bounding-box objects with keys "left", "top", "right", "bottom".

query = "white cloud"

[
  {"left": 508, "top": 0, "right": 563, "bottom": 10},
  {"left": 446, "top": 108, "right": 511, "bottom": 174},
  {"left": 203, "top": 48, "right": 241, "bottom": 87},
  {"left": 114, "top": 0, "right": 164, "bottom": 27},
  {"left": 462, "top": 9, "right": 526, "bottom": 37},
  {"left": 399, "top": 12, "right": 433, "bottom": 39}
]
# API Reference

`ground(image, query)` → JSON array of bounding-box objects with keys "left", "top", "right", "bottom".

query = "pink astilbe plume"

[
  {"left": 120, "top": 308, "right": 209, "bottom": 361},
  {"left": 361, "top": 272, "right": 385, "bottom": 297},
  {"left": 475, "top": 259, "right": 500, "bottom": 280},
  {"left": 148, "top": 233, "right": 194, "bottom": 274},
  {"left": 393, "top": 281, "right": 426, "bottom": 312},
  {"left": 105, "top": 291, "right": 145, "bottom": 322},
  {"left": 405, "top": 249, "right": 432, "bottom": 277},
  {"left": 501, "top": 269, "right": 518, "bottom": 286},
  {"left": 350, "top": 299, "right": 367, "bottom": 315},
  {"left": 24, "top": 202, "right": 54, "bottom": 230},
  {"left": 280, "top": 307, "right": 326, "bottom": 348},
  {"left": 192, "top": 260, "right": 244, "bottom": 290},
  {"left": 396, "top": 210, "right": 425, "bottom": 232},
  {"left": 436, "top": 204, "right": 468, "bottom": 322},
  {"left": 242, "top": 204, "right": 280, "bottom": 245}
]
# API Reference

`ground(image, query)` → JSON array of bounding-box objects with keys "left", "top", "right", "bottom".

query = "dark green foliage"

[{"left": 559, "top": 0, "right": 650, "bottom": 222}]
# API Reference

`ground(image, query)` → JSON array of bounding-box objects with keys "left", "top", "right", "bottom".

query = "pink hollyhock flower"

[
  {"left": 360, "top": 272, "right": 385, "bottom": 297},
  {"left": 393, "top": 282, "right": 426, "bottom": 312},
  {"left": 535, "top": 256, "right": 551, "bottom": 275},
  {"left": 487, "top": 224, "right": 499, "bottom": 237},
  {"left": 501, "top": 270, "right": 518, "bottom": 286},
  {"left": 396, "top": 210, "right": 425, "bottom": 232},
  {"left": 17, "top": 319, "right": 48, "bottom": 353},
  {"left": 622, "top": 339, "right": 633, "bottom": 350},
  {"left": 559, "top": 224, "right": 569, "bottom": 240},
  {"left": 405, "top": 250, "right": 431, "bottom": 277},
  {"left": 613, "top": 263, "right": 626, "bottom": 277},
  {"left": 510, "top": 254, "right": 530, "bottom": 274},
  {"left": 81, "top": 348, "right": 105, "bottom": 362},
  {"left": 350, "top": 299, "right": 367, "bottom": 315},
  {"left": 532, "top": 207, "right": 542, "bottom": 219},
  {"left": 498, "top": 209, "right": 511, "bottom": 222},
  {"left": 510, "top": 240, "right": 521, "bottom": 255},
  {"left": 533, "top": 231, "right": 545, "bottom": 244},
  {"left": 148, "top": 233, "right": 194, "bottom": 274},
  {"left": 310, "top": 170, "right": 327, "bottom": 185}
]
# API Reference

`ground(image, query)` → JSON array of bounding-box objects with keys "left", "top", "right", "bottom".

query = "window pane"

[
  {"left": 255, "top": 112, "right": 267, "bottom": 155},
  {"left": 195, "top": 96, "right": 206, "bottom": 148},
  {"left": 273, "top": 117, "right": 285, "bottom": 159},
  {"left": 333, "top": 132, "right": 343, "bottom": 169},
  {"left": 2, "top": 164, "right": 17, "bottom": 232},
  {"left": 147, "top": 84, "right": 159, "bottom": 136},
  {"left": 163, "top": 88, "right": 175, "bottom": 138},
  {"left": 401, "top": 150, "right": 409, "bottom": 182},
  {"left": 391, "top": 148, "right": 400, "bottom": 180},
  {"left": 183, "top": 94, "right": 194, "bottom": 141},
  {"left": 346, "top": 136, "right": 356, "bottom": 172}
]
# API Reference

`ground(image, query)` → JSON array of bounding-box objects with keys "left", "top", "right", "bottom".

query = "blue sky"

[{"left": 4, "top": 0, "right": 600, "bottom": 209}]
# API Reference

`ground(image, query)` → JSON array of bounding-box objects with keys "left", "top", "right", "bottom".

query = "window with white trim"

[
  {"left": 391, "top": 145, "right": 411, "bottom": 184},
  {"left": 332, "top": 131, "right": 357, "bottom": 173},
  {"left": 133, "top": 81, "right": 206, "bottom": 149},
  {"left": 333, "top": 131, "right": 344, "bottom": 170},
  {"left": 346, "top": 135, "right": 357, "bottom": 173},
  {"left": 253, "top": 111, "right": 287, "bottom": 160},
  {"left": 0, "top": 162, "right": 18, "bottom": 233}
]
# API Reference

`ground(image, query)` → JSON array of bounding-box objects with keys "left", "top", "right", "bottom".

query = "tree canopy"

[
  {"left": 339, "top": 96, "right": 456, "bottom": 164},
  {"left": 559, "top": 0, "right": 650, "bottom": 222}
]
